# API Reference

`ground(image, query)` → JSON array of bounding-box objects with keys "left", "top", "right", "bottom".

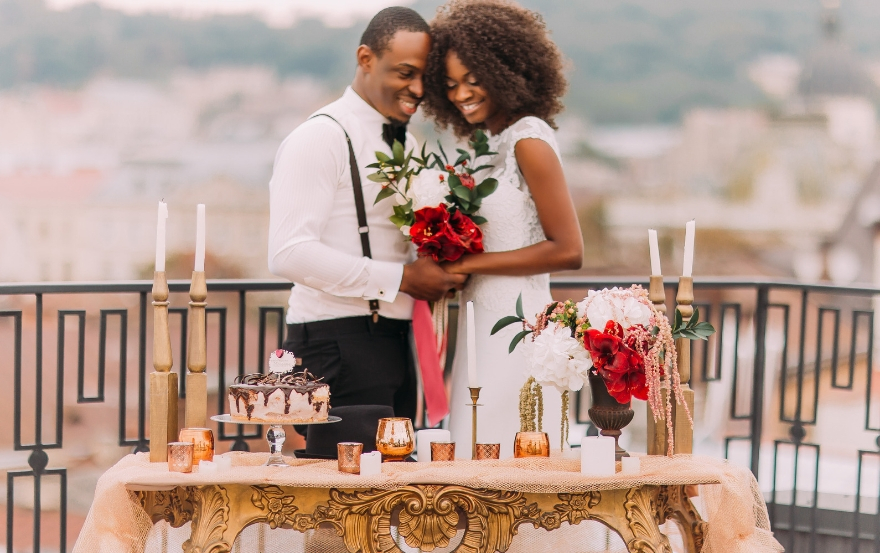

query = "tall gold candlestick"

[
  {"left": 149, "top": 271, "right": 178, "bottom": 462},
  {"left": 646, "top": 274, "right": 668, "bottom": 455},
  {"left": 673, "top": 276, "right": 695, "bottom": 454},
  {"left": 185, "top": 271, "right": 208, "bottom": 429},
  {"left": 649, "top": 274, "right": 667, "bottom": 314},
  {"left": 468, "top": 387, "right": 481, "bottom": 460}
]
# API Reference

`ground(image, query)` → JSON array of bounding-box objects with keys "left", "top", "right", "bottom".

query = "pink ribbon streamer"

[{"left": 411, "top": 299, "right": 450, "bottom": 427}]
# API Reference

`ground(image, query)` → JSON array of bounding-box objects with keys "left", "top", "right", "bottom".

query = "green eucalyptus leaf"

[
  {"left": 515, "top": 292, "right": 524, "bottom": 319},
  {"left": 392, "top": 140, "right": 405, "bottom": 165},
  {"left": 476, "top": 178, "right": 498, "bottom": 198},
  {"left": 545, "top": 302, "right": 559, "bottom": 316},
  {"left": 366, "top": 162, "right": 382, "bottom": 169},
  {"left": 469, "top": 215, "right": 487, "bottom": 225},
  {"left": 491, "top": 316, "right": 523, "bottom": 335},
  {"left": 373, "top": 187, "right": 396, "bottom": 204},
  {"left": 454, "top": 152, "right": 469, "bottom": 166},
  {"left": 376, "top": 151, "right": 392, "bottom": 163},
  {"left": 471, "top": 164, "right": 493, "bottom": 173},
  {"left": 437, "top": 140, "right": 449, "bottom": 164},
  {"left": 367, "top": 172, "right": 390, "bottom": 183},
  {"left": 509, "top": 330, "right": 532, "bottom": 354}
]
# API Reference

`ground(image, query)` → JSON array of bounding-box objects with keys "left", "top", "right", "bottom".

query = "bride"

[{"left": 422, "top": 0, "right": 583, "bottom": 457}]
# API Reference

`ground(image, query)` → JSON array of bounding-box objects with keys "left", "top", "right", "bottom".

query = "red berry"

[{"left": 274, "top": 349, "right": 284, "bottom": 358}]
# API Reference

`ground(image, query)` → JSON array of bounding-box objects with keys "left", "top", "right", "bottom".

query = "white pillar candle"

[
  {"left": 214, "top": 454, "right": 232, "bottom": 471},
  {"left": 580, "top": 436, "right": 615, "bottom": 476},
  {"left": 416, "top": 429, "right": 451, "bottom": 463},
  {"left": 466, "top": 301, "right": 478, "bottom": 388},
  {"left": 360, "top": 451, "right": 383, "bottom": 476},
  {"left": 194, "top": 203, "right": 206, "bottom": 272},
  {"left": 682, "top": 219, "right": 695, "bottom": 278},
  {"left": 198, "top": 460, "right": 217, "bottom": 474},
  {"left": 621, "top": 456, "right": 641, "bottom": 475},
  {"left": 648, "top": 229, "right": 661, "bottom": 276},
  {"left": 155, "top": 201, "right": 168, "bottom": 272}
]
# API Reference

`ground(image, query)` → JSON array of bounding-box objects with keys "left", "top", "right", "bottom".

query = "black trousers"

[{"left": 283, "top": 315, "right": 417, "bottom": 430}]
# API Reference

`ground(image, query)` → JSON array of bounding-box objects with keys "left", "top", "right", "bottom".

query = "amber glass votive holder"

[
  {"left": 475, "top": 443, "right": 500, "bottom": 460},
  {"left": 376, "top": 417, "right": 415, "bottom": 462},
  {"left": 513, "top": 432, "right": 550, "bottom": 458},
  {"left": 168, "top": 442, "right": 194, "bottom": 473},
  {"left": 337, "top": 442, "right": 363, "bottom": 474},
  {"left": 430, "top": 441, "right": 456, "bottom": 461},
  {"left": 179, "top": 428, "right": 214, "bottom": 465}
]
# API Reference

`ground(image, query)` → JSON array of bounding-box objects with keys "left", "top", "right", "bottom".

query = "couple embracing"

[{"left": 268, "top": 0, "right": 583, "bottom": 457}]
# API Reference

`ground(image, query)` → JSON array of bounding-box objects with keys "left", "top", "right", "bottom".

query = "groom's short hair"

[{"left": 360, "top": 7, "right": 429, "bottom": 56}]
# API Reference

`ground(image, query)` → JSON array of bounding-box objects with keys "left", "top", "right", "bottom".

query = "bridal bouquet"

[
  {"left": 494, "top": 285, "right": 715, "bottom": 453},
  {"left": 367, "top": 130, "right": 498, "bottom": 262}
]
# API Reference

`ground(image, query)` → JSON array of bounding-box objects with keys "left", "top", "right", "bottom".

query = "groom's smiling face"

[{"left": 358, "top": 30, "right": 431, "bottom": 123}]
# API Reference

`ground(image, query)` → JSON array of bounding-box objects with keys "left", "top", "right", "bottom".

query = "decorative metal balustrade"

[{"left": 2, "top": 277, "right": 880, "bottom": 552}]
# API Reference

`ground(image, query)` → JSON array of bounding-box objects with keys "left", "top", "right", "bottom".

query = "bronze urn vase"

[{"left": 587, "top": 372, "right": 634, "bottom": 461}]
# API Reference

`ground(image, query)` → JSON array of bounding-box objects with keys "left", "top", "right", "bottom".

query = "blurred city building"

[
  {"left": 569, "top": 1, "right": 880, "bottom": 284},
  {"left": 0, "top": 67, "right": 329, "bottom": 281}
]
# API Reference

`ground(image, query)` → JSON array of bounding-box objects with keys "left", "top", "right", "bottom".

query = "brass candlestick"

[
  {"left": 647, "top": 274, "right": 667, "bottom": 456},
  {"left": 185, "top": 271, "right": 208, "bottom": 429},
  {"left": 673, "top": 276, "right": 695, "bottom": 454},
  {"left": 649, "top": 274, "right": 667, "bottom": 314},
  {"left": 149, "top": 271, "right": 178, "bottom": 462},
  {"left": 468, "top": 387, "right": 482, "bottom": 460}
]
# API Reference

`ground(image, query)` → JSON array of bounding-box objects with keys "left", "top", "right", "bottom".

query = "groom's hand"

[{"left": 400, "top": 257, "right": 468, "bottom": 301}]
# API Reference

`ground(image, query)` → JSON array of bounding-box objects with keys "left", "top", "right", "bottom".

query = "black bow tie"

[{"left": 382, "top": 122, "right": 407, "bottom": 149}]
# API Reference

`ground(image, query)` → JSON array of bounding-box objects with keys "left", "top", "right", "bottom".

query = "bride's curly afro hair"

[{"left": 422, "top": 0, "right": 567, "bottom": 138}]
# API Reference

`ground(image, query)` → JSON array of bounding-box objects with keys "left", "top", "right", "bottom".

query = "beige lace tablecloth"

[{"left": 73, "top": 451, "right": 783, "bottom": 553}]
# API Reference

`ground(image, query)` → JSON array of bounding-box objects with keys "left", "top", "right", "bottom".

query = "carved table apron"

[{"left": 135, "top": 483, "right": 705, "bottom": 553}]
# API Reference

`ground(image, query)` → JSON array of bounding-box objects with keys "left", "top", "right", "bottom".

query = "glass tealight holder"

[
  {"left": 168, "top": 442, "right": 194, "bottom": 473},
  {"left": 475, "top": 443, "right": 500, "bottom": 460},
  {"left": 337, "top": 442, "right": 363, "bottom": 474},
  {"left": 178, "top": 428, "right": 214, "bottom": 465},
  {"left": 430, "top": 441, "right": 455, "bottom": 461},
  {"left": 376, "top": 417, "right": 415, "bottom": 462}
]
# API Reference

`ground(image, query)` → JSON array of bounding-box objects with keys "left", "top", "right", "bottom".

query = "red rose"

[
  {"left": 459, "top": 173, "right": 476, "bottom": 190},
  {"left": 585, "top": 322, "right": 647, "bottom": 404},
  {"left": 448, "top": 210, "right": 484, "bottom": 254},
  {"left": 409, "top": 206, "right": 466, "bottom": 262}
]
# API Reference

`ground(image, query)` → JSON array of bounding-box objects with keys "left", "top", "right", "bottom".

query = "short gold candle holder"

[
  {"left": 376, "top": 418, "right": 414, "bottom": 462},
  {"left": 475, "top": 443, "right": 500, "bottom": 460},
  {"left": 430, "top": 442, "right": 456, "bottom": 461},
  {"left": 337, "top": 442, "right": 363, "bottom": 474},
  {"left": 168, "top": 442, "right": 194, "bottom": 473},
  {"left": 178, "top": 428, "right": 214, "bottom": 465},
  {"left": 468, "top": 387, "right": 482, "bottom": 460}
]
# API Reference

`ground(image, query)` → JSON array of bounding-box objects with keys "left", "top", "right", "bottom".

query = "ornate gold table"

[{"left": 135, "top": 481, "right": 705, "bottom": 553}]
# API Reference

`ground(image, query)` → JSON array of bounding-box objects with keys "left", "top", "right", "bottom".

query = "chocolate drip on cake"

[{"left": 229, "top": 369, "right": 326, "bottom": 421}]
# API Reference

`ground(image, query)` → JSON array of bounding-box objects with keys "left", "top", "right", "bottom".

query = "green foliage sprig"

[
  {"left": 671, "top": 307, "right": 715, "bottom": 341},
  {"left": 366, "top": 130, "right": 498, "bottom": 231}
]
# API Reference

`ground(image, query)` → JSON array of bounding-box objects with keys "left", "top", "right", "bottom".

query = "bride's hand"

[{"left": 440, "top": 257, "right": 468, "bottom": 274}]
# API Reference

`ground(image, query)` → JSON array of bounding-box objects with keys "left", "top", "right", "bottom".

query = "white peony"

[
  {"left": 581, "top": 288, "right": 651, "bottom": 330},
  {"left": 408, "top": 169, "right": 449, "bottom": 211},
  {"left": 521, "top": 323, "right": 592, "bottom": 392}
]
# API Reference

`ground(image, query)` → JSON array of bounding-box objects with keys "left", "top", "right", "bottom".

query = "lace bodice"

[{"left": 463, "top": 116, "right": 560, "bottom": 312}]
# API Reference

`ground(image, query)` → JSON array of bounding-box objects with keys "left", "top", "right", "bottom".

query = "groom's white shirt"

[{"left": 268, "top": 87, "right": 415, "bottom": 323}]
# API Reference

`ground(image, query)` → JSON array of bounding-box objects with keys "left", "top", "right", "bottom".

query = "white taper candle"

[
  {"left": 648, "top": 229, "right": 661, "bottom": 276},
  {"left": 683, "top": 219, "right": 695, "bottom": 278},
  {"left": 466, "top": 301, "right": 478, "bottom": 388},
  {"left": 195, "top": 204, "right": 206, "bottom": 272},
  {"left": 155, "top": 201, "right": 168, "bottom": 272}
]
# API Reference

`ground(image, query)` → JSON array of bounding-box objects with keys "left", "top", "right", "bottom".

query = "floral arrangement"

[
  {"left": 493, "top": 285, "right": 715, "bottom": 454},
  {"left": 367, "top": 131, "right": 498, "bottom": 262}
]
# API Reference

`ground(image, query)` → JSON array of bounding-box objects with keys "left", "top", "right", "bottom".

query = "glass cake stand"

[{"left": 211, "top": 414, "right": 341, "bottom": 467}]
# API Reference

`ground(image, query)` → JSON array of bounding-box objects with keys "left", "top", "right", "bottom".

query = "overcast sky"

[{"left": 46, "top": 0, "right": 413, "bottom": 27}]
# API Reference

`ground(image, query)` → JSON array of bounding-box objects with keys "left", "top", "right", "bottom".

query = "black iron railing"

[{"left": 2, "top": 277, "right": 880, "bottom": 552}]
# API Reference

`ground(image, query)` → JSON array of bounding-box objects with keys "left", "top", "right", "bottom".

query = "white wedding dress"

[{"left": 447, "top": 116, "right": 564, "bottom": 459}]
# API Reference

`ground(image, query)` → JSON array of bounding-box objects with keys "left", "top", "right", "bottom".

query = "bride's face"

[{"left": 444, "top": 51, "right": 500, "bottom": 129}]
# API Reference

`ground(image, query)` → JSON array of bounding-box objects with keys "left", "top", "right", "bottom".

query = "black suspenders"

[{"left": 311, "top": 114, "right": 380, "bottom": 322}]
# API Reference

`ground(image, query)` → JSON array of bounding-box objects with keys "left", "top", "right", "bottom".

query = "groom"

[{"left": 268, "top": 7, "right": 465, "bottom": 423}]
